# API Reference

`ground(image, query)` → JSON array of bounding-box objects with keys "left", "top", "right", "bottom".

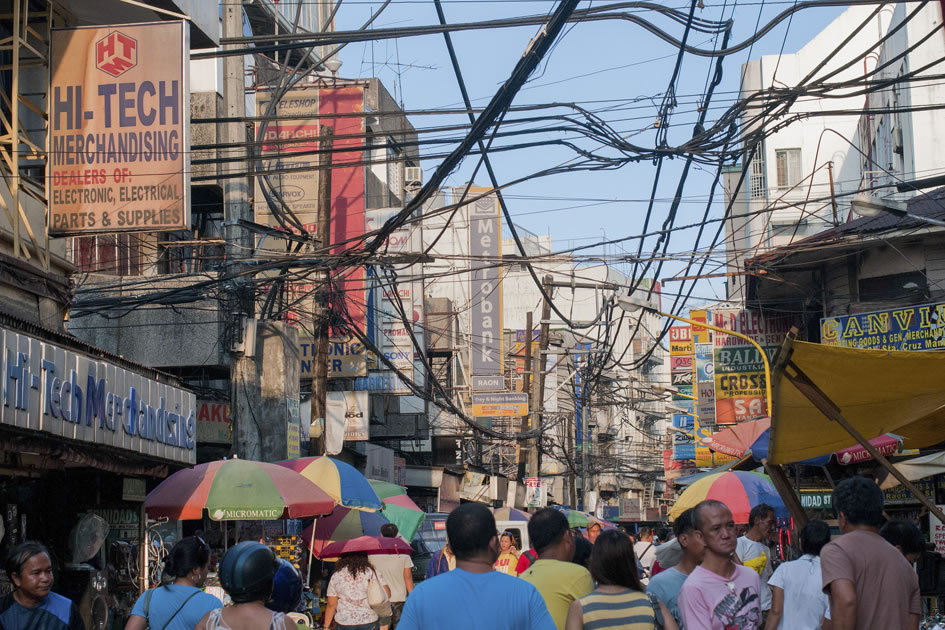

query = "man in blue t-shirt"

[
  {"left": 646, "top": 508, "right": 704, "bottom": 629},
  {"left": 0, "top": 542, "right": 83, "bottom": 630},
  {"left": 399, "top": 504, "right": 555, "bottom": 630}
]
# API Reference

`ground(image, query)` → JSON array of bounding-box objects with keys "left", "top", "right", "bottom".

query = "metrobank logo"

[{"left": 95, "top": 31, "right": 137, "bottom": 77}]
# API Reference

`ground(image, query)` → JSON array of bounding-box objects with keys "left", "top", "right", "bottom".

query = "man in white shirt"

[
  {"left": 634, "top": 527, "right": 657, "bottom": 574},
  {"left": 764, "top": 519, "right": 831, "bottom": 630},
  {"left": 735, "top": 504, "right": 776, "bottom": 618},
  {"left": 370, "top": 523, "right": 414, "bottom": 628}
]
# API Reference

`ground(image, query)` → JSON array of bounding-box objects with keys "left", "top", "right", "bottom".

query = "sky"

[{"left": 326, "top": 0, "right": 847, "bottom": 310}]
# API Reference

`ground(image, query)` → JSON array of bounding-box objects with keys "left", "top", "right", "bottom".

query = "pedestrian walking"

[
  {"left": 735, "top": 504, "right": 776, "bottom": 619},
  {"left": 565, "top": 529, "right": 655, "bottom": 630},
  {"left": 369, "top": 524, "right": 413, "bottom": 628},
  {"left": 0, "top": 541, "right": 84, "bottom": 630},
  {"left": 397, "top": 503, "right": 555, "bottom": 630},
  {"left": 196, "top": 541, "right": 293, "bottom": 630},
  {"left": 763, "top": 520, "right": 830, "bottom": 630},
  {"left": 820, "top": 476, "right": 920, "bottom": 630},
  {"left": 323, "top": 550, "right": 391, "bottom": 630},
  {"left": 879, "top": 519, "right": 926, "bottom": 564},
  {"left": 647, "top": 508, "right": 705, "bottom": 630},
  {"left": 125, "top": 536, "right": 222, "bottom": 630},
  {"left": 515, "top": 547, "right": 539, "bottom": 575},
  {"left": 424, "top": 543, "right": 455, "bottom": 578},
  {"left": 586, "top": 522, "right": 602, "bottom": 545},
  {"left": 678, "top": 500, "right": 762, "bottom": 630},
  {"left": 634, "top": 527, "right": 657, "bottom": 576},
  {"left": 494, "top": 531, "right": 521, "bottom": 575},
  {"left": 571, "top": 532, "right": 592, "bottom": 569},
  {"left": 519, "top": 508, "right": 595, "bottom": 630}
]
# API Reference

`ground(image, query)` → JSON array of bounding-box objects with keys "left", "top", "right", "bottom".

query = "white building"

[{"left": 723, "top": 3, "right": 945, "bottom": 301}]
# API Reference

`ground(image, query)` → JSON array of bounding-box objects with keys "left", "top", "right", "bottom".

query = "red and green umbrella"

[
  {"left": 368, "top": 480, "right": 426, "bottom": 541},
  {"left": 668, "top": 471, "right": 788, "bottom": 524},
  {"left": 277, "top": 456, "right": 383, "bottom": 511},
  {"left": 300, "top": 506, "right": 391, "bottom": 558},
  {"left": 552, "top": 507, "right": 591, "bottom": 528},
  {"left": 145, "top": 458, "right": 336, "bottom": 521}
]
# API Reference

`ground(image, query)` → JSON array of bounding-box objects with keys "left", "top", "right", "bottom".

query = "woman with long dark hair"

[
  {"left": 565, "top": 530, "right": 656, "bottom": 630},
  {"left": 125, "top": 536, "right": 222, "bottom": 630},
  {"left": 323, "top": 551, "right": 391, "bottom": 630}
]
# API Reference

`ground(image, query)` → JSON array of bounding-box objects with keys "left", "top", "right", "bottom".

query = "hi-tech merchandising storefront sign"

[
  {"left": 0, "top": 325, "right": 197, "bottom": 464},
  {"left": 48, "top": 21, "right": 189, "bottom": 234}
]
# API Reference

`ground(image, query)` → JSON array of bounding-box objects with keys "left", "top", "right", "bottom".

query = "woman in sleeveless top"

[
  {"left": 124, "top": 537, "right": 222, "bottom": 630},
  {"left": 565, "top": 530, "right": 656, "bottom": 630},
  {"left": 195, "top": 542, "right": 293, "bottom": 630}
]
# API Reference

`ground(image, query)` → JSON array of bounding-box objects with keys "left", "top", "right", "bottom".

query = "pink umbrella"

[
  {"left": 704, "top": 418, "right": 771, "bottom": 458},
  {"left": 836, "top": 434, "right": 901, "bottom": 465},
  {"left": 319, "top": 535, "right": 413, "bottom": 559}
]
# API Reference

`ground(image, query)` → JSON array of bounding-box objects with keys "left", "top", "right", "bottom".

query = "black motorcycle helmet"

[
  {"left": 266, "top": 558, "right": 303, "bottom": 613},
  {"left": 219, "top": 542, "right": 280, "bottom": 604}
]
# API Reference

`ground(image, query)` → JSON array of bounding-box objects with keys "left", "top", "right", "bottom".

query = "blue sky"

[{"left": 332, "top": 0, "right": 846, "bottom": 307}]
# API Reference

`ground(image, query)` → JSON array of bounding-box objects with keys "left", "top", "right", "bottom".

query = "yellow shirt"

[
  {"left": 494, "top": 551, "right": 520, "bottom": 575},
  {"left": 520, "top": 559, "right": 594, "bottom": 630}
]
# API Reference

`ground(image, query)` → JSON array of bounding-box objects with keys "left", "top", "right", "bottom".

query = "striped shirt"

[{"left": 578, "top": 589, "right": 656, "bottom": 630}]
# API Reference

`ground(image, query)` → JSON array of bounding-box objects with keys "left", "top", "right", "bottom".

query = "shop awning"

[
  {"left": 879, "top": 451, "right": 945, "bottom": 490},
  {"left": 769, "top": 340, "right": 945, "bottom": 465}
]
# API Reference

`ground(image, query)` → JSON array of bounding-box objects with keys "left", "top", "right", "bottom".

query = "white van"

[{"left": 495, "top": 520, "right": 530, "bottom": 552}]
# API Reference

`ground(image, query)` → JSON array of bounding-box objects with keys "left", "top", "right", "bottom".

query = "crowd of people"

[{"left": 0, "top": 475, "right": 928, "bottom": 630}]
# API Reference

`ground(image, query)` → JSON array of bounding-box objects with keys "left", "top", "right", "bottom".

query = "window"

[
  {"left": 776, "top": 148, "right": 802, "bottom": 188},
  {"left": 858, "top": 271, "right": 928, "bottom": 302},
  {"left": 749, "top": 153, "right": 767, "bottom": 199},
  {"left": 74, "top": 234, "right": 144, "bottom": 276}
]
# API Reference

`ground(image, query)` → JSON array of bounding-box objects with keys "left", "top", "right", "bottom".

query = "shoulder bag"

[
  {"left": 366, "top": 569, "right": 392, "bottom": 617},
  {"left": 142, "top": 587, "right": 201, "bottom": 630}
]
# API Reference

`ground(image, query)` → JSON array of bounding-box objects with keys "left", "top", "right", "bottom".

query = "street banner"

[
  {"left": 525, "top": 477, "right": 542, "bottom": 507},
  {"left": 326, "top": 391, "right": 369, "bottom": 454},
  {"left": 467, "top": 188, "right": 503, "bottom": 375},
  {"left": 299, "top": 337, "right": 367, "bottom": 378},
  {"left": 196, "top": 401, "right": 232, "bottom": 444},
  {"left": 690, "top": 309, "right": 713, "bottom": 344},
  {"left": 821, "top": 302, "right": 945, "bottom": 351},
  {"left": 472, "top": 393, "right": 527, "bottom": 417},
  {"left": 713, "top": 309, "right": 794, "bottom": 424},
  {"left": 695, "top": 342, "right": 716, "bottom": 426},
  {"left": 670, "top": 325, "right": 696, "bottom": 462},
  {"left": 49, "top": 21, "right": 189, "bottom": 234}
]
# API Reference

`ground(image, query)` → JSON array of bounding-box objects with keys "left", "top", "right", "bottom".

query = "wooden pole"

[
  {"left": 784, "top": 360, "right": 945, "bottom": 523},
  {"left": 310, "top": 126, "right": 334, "bottom": 457},
  {"left": 532, "top": 275, "right": 553, "bottom": 479}
]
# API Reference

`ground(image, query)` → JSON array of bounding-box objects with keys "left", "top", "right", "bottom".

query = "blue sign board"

[{"left": 821, "top": 302, "right": 945, "bottom": 351}]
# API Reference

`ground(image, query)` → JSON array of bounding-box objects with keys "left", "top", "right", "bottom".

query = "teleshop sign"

[{"left": 48, "top": 21, "right": 189, "bottom": 234}]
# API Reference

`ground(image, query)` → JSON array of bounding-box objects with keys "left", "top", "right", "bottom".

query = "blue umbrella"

[{"left": 750, "top": 428, "right": 830, "bottom": 466}]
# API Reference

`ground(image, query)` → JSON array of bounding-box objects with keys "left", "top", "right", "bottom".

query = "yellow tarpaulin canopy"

[{"left": 769, "top": 340, "right": 945, "bottom": 465}]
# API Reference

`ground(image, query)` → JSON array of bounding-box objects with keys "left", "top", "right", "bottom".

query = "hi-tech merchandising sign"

[{"left": 48, "top": 21, "right": 189, "bottom": 235}]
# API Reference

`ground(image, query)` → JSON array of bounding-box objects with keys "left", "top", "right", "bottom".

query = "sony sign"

[{"left": 467, "top": 189, "right": 502, "bottom": 375}]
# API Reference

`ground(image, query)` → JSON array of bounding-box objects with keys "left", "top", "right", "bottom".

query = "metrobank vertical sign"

[{"left": 48, "top": 21, "right": 189, "bottom": 235}]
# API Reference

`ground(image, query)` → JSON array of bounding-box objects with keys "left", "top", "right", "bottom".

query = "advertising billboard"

[
  {"left": 467, "top": 188, "right": 503, "bottom": 375},
  {"left": 670, "top": 325, "right": 696, "bottom": 461},
  {"left": 49, "top": 21, "right": 189, "bottom": 235},
  {"left": 326, "top": 391, "right": 369, "bottom": 454},
  {"left": 713, "top": 309, "right": 793, "bottom": 424},
  {"left": 821, "top": 302, "right": 945, "bottom": 351},
  {"left": 472, "top": 393, "right": 528, "bottom": 417}
]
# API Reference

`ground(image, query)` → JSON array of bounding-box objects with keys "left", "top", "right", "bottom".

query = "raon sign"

[{"left": 95, "top": 31, "right": 137, "bottom": 77}]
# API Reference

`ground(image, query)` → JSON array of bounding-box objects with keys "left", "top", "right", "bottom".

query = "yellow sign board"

[{"left": 471, "top": 393, "right": 528, "bottom": 417}]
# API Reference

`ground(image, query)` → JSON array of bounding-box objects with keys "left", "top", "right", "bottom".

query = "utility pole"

[
  {"left": 310, "top": 126, "right": 334, "bottom": 457},
  {"left": 518, "top": 311, "right": 533, "bottom": 480},
  {"left": 223, "top": 0, "right": 257, "bottom": 459},
  {"left": 529, "top": 275, "right": 553, "bottom": 480},
  {"left": 827, "top": 161, "right": 839, "bottom": 226}
]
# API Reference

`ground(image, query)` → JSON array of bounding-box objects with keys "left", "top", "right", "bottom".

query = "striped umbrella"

[
  {"left": 668, "top": 471, "right": 788, "bottom": 524},
  {"left": 492, "top": 507, "right": 531, "bottom": 521},
  {"left": 277, "top": 457, "right": 383, "bottom": 511},
  {"left": 145, "top": 458, "right": 336, "bottom": 521},
  {"left": 301, "top": 506, "right": 391, "bottom": 558},
  {"left": 368, "top": 480, "right": 426, "bottom": 542}
]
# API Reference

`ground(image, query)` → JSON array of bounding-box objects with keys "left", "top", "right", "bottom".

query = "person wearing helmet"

[
  {"left": 195, "top": 542, "right": 293, "bottom": 630},
  {"left": 267, "top": 559, "right": 303, "bottom": 615}
]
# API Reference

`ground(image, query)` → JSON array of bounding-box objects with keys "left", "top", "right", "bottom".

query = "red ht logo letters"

[{"left": 95, "top": 31, "right": 137, "bottom": 77}]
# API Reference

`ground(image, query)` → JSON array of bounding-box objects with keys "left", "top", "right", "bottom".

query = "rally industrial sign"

[
  {"left": 0, "top": 325, "right": 196, "bottom": 464},
  {"left": 48, "top": 21, "right": 189, "bottom": 234}
]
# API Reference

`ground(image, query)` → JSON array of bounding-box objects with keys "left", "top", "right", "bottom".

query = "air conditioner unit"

[{"left": 405, "top": 166, "right": 423, "bottom": 187}]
